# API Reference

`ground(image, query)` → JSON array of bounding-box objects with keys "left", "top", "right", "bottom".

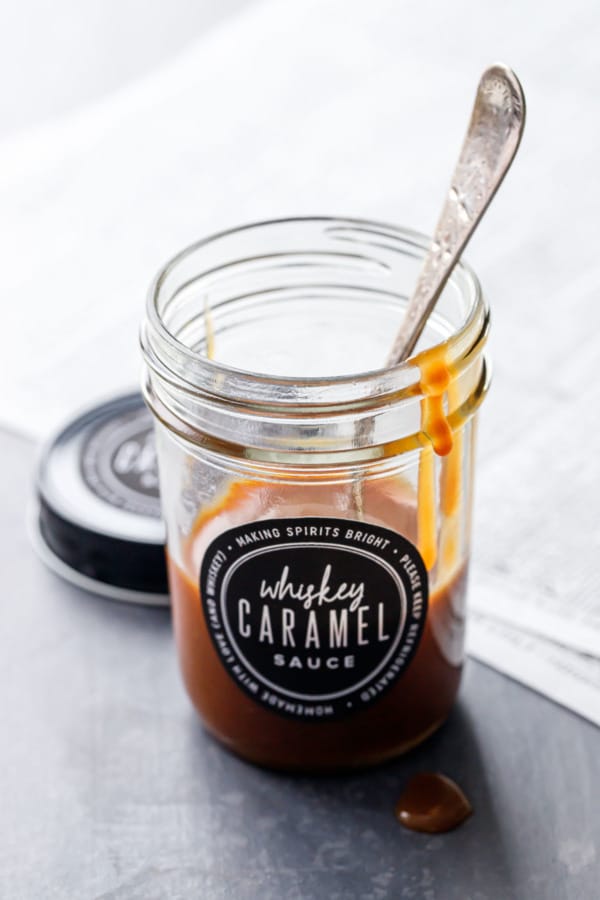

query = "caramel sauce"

[
  {"left": 169, "top": 327, "right": 470, "bottom": 770},
  {"left": 395, "top": 772, "right": 472, "bottom": 833},
  {"left": 168, "top": 475, "right": 468, "bottom": 771}
]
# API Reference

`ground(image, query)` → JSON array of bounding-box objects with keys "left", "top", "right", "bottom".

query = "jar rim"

[{"left": 143, "top": 216, "right": 487, "bottom": 410}]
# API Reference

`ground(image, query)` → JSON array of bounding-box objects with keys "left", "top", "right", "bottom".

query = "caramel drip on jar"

[
  {"left": 417, "top": 347, "right": 455, "bottom": 572},
  {"left": 204, "top": 297, "right": 216, "bottom": 360},
  {"left": 439, "top": 375, "right": 463, "bottom": 571},
  {"left": 417, "top": 438, "right": 437, "bottom": 571},
  {"left": 419, "top": 352, "right": 453, "bottom": 457}
]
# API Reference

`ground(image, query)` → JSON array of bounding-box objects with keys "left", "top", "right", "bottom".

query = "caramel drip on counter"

[{"left": 395, "top": 772, "right": 472, "bottom": 833}]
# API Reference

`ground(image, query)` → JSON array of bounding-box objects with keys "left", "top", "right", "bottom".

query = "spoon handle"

[{"left": 387, "top": 64, "right": 526, "bottom": 366}]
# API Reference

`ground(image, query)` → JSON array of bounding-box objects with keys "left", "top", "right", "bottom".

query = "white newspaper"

[
  {"left": 1, "top": 0, "right": 598, "bottom": 726},
  {"left": 468, "top": 324, "right": 600, "bottom": 726},
  {"left": 471, "top": 329, "right": 600, "bottom": 662},
  {"left": 468, "top": 613, "right": 600, "bottom": 728}
]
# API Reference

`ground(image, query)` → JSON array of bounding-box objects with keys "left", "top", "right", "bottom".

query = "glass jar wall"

[{"left": 141, "top": 218, "right": 489, "bottom": 771}]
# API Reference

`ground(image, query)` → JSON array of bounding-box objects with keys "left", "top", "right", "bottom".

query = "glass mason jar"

[{"left": 141, "top": 217, "right": 489, "bottom": 772}]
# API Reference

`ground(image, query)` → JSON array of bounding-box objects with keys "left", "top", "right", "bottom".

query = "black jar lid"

[{"left": 33, "top": 392, "right": 169, "bottom": 606}]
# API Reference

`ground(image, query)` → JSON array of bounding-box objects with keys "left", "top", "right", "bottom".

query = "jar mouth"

[{"left": 142, "top": 216, "right": 488, "bottom": 412}]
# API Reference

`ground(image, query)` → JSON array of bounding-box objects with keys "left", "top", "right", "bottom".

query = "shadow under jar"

[{"left": 141, "top": 217, "right": 489, "bottom": 772}]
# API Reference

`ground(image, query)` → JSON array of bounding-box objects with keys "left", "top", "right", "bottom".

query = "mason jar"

[{"left": 141, "top": 217, "right": 489, "bottom": 771}]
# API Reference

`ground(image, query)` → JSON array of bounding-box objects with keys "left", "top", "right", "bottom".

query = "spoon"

[{"left": 387, "top": 64, "right": 526, "bottom": 366}]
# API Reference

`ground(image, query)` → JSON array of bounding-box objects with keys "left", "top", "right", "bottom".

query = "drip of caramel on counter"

[{"left": 395, "top": 772, "right": 472, "bottom": 833}]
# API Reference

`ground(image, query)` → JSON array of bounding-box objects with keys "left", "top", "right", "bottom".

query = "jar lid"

[{"left": 33, "top": 392, "right": 169, "bottom": 606}]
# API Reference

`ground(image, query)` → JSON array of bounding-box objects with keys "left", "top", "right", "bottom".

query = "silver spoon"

[
  {"left": 352, "top": 65, "right": 525, "bottom": 516},
  {"left": 387, "top": 64, "right": 526, "bottom": 366}
]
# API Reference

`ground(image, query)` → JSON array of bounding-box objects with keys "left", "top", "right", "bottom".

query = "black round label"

[
  {"left": 200, "top": 518, "right": 428, "bottom": 721},
  {"left": 80, "top": 408, "right": 161, "bottom": 518}
]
